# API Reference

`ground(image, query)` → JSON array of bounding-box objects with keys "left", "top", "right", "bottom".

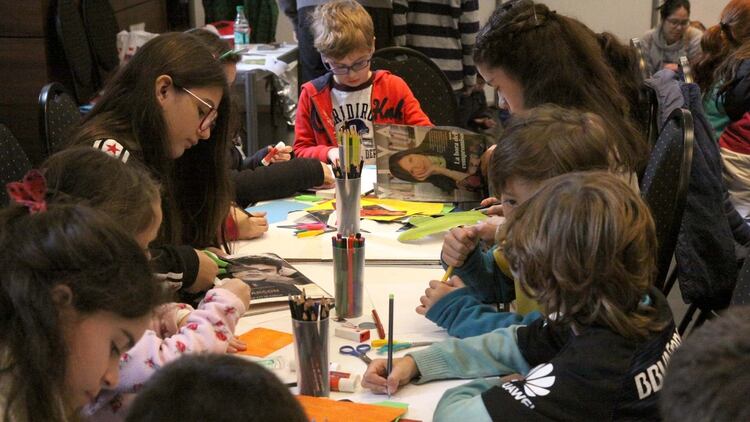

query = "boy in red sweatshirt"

[{"left": 293, "top": 0, "right": 432, "bottom": 163}]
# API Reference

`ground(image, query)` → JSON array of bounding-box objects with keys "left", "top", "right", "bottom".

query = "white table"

[
  {"left": 235, "top": 43, "right": 298, "bottom": 155},
  {"left": 234, "top": 264, "right": 469, "bottom": 422}
]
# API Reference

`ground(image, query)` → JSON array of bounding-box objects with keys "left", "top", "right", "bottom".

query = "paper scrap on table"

[
  {"left": 305, "top": 198, "right": 446, "bottom": 221},
  {"left": 236, "top": 327, "right": 293, "bottom": 357},
  {"left": 245, "top": 200, "right": 310, "bottom": 224},
  {"left": 296, "top": 395, "right": 407, "bottom": 422},
  {"left": 372, "top": 401, "right": 410, "bottom": 422}
]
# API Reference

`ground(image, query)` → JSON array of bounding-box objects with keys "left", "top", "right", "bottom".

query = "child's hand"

[
  {"left": 187, "top": 249, "right": 220, "bottom": 293},
  {"left": 441, "top": 226, "right": 480, "bottom": 267},
  {"left": 215, "top": 278, "right": 251, "bottom": 308},
  {"left": 479, "top": 196, "right": 504, "bottom": 217},
  {"left": 327, "top": 148, "right": 339, "bottom": 164},
  {"left": 476, "top": 220, "right": 501, "bottom": 244},
  {"left": 361, "top": 356, "right": 419, "bottom": 395},
  {"left": 233, "top": 207, "right": 269, "bottom": 239},
  {"left": 415, "top": 277, "right": 464, "bottom": 315},
  {"left": 226, "top": 335, "right": 247, "bottom": 353},
  {"left": 270, "top": 145, "right": 292, "bottom": 163}
]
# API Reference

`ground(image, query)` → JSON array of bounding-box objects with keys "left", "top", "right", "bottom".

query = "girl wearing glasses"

[
  {"left": 293, "top": 0, "right": 432, "bottom": 164},
  {"left": 70, "top": 32, "right": 247, "bottom": 297},
  {"left": 640, "top": 0, "right": 703, "bottom": 75}
]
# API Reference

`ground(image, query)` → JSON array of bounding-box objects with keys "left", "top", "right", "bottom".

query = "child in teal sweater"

[
  {"left": 364, "top": 172, "right": 679, "bottom": 421},
  {"left": 417, "top": 104, "right": 617, "bottom": 338}
]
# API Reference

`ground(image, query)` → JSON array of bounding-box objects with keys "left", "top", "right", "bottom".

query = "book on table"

[
  {"left": 373, "top": 124, "right": 490, "bottom": 202},
  {"left": 225, "top": 253, "right": 330, "bottom": 306}
]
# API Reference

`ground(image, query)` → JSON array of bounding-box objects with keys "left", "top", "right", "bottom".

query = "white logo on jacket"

[{"left": 501, "top": 363, "right": 557, "bottom": 409}]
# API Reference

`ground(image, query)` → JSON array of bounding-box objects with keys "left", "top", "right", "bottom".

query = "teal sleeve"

[
  {"left": 407, "top": 325, "right": 530, "bottom": 383},
  {"left": 433, "top": 379, "right": 499, "bottom": 422},
  {"left": 425, "top": 288, "right": 542, "bottom": 338},
  {"left": 452, "top": 246, "right": 511, "bottom": 304}
]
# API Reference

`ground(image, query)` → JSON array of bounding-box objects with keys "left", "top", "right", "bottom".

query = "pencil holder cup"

[
  {"left": 292, "top": 318, "right": 330, "bottom": 397},
  {"left": 332, "top": 241, "right": 365, "bottom": 319},
  {"left": 335, "top": 177, "right": 361, "bottom": 237}
]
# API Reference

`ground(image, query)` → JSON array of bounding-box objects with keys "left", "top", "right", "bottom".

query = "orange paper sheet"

[
  {"left": 236, "top": 327, "right": 293, "bottom": 357},
  {"left": 296, "top": 395, "right": 407, "bottom": 422}
]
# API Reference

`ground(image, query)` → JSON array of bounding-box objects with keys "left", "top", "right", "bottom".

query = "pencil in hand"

[
  {"left": 386, "top": 293, "right": 394, "bottom": 398},
  {"left": 440, "top": 266, "right": 454, "bottom": 283}
]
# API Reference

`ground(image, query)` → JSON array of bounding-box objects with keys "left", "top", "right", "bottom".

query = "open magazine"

[
  {"left": 373, "top": 124, "right": 490, "bottom": 202},
  {"left": 226, "top": 253, "right": 330, "bottom": 304}
]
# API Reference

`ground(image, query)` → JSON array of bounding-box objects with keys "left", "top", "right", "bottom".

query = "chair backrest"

[
  {"left": 631, "top": 37, "right": 650, "bottom": 81},
  {"left": 56, "top": 0, "right": 97, "bottom": 103},
  {"left": 38, "top": 82, "right": 82, "bottom": 157},
  {"left": 678, "top": 56, "right": 694, "bottom": 84},
  {"left": 640, "top": 107, "right": 695, "bottom": 291},
  {"left": 0, "top": 124, "right": 33, "bottom": 206},
  {"left": 732, "top": 252, "right": 750, "bottom": 305},
  {"left": 371, "top": 47, "right": 458, "bottom": 127},
  {"left": 81, "top": 0, "right": 120, "bottom": 81}
]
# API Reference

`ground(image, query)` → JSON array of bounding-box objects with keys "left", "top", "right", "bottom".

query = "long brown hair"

[
  {"left": 489, "top": 104, "right": 614, "bottom": 194},
  {"left": 499, "top": 172, "right": 664, "bottom": 339},
  {"left": 695, "top": 0, "right": 750, "bottom": 94},
  {"left": 71, "top": 32, "right": 233, "bottom": 248},
  {"left": 43, "top": 148, "right": 161, "bottom": 237},
  {"left": 0, "top": 203, "right": 161, "bottom": 421},
  {"left": 474, "top": 0, "right": 648, "bottom": 173}
]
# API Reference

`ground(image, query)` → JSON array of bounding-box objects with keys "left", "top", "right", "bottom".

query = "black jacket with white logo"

[{"left": 481, "top": 287, "right": 679, "bottom": 421}]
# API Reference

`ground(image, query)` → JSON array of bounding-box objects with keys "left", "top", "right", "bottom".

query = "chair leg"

[
  {"left": 662, "top": 268, "right": 678, "bottom": 296},
  {"left": 678, "top": 303, "right": 698, "bottom": 335}
]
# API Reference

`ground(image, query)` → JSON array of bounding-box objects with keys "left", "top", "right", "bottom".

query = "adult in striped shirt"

[{"left": 393, "top": 0, "right": 480, "bottom": 93}]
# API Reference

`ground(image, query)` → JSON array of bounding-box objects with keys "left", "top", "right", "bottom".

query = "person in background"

[
  {"left": 125, "top": 355, "right": 307, "bottom": 422},
  {"left": 472, "top": 0, "right": 648, "bottom": 177},
  {"left": 660, "top": 306, "right": 750, "bottom": 422},
  {"left": 40, "top": 148, "right": 251, "bottom": 421},
  {"left": 363, "top": 171, "right": 678, "bottom": 421},
  {"left": 640, "top": 0, "right": 703, "bottom": 75},
  {"left": 392, "top": 0, "right": 480, "bottom": 129},
  {"left": 0, "top": 172, "right": 161, "bottom": 421},
  {"left": 279, "top": 0, "right": 396, "bottom": 86},
  {"left": 292, "top": 0, "right": 432, "bottom": 163},
  {"left": 188, "top": 28, "right": 335, "bottom": 206},
  {"left": 694, "top": 0, "right": 750, "bottom": 137},
  {"left": 421, "top": 105, "right": 615, "bottom": 338}
]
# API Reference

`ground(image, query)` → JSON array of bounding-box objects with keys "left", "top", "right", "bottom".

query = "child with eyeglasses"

[{"left": 292, "top": 0, "right": 433, "bottom": 164}]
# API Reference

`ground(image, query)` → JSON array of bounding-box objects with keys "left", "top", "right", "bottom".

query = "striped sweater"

[{"left": 393, "top": 0, "right": 479, "bottom": 91}]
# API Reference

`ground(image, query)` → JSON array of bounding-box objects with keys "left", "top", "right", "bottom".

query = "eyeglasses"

[
  {"left": 322, "top": 55, "right": 372, "bottom": 75},
  {"left": 665, "top": 18, "right": 690, "bottom": 27},
  {"left": 181, "top": 87, "right": 218, "bottom": 132}
]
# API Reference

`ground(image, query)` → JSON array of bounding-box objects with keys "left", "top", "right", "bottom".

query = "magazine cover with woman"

[{"left": 374, "top": 124, "right": 490, "bottom": 202}]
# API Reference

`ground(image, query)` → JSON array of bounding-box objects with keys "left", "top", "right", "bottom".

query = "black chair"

[
  {"left": 371, "top": 46, "right": 458, "bottom": 127},
  {"left": 55, "top": 0, "right": 97, "bottom": 103},
  {"left": 731, "top": 252, "right": 750, "bottom": 305},
  {"left": 38, "top": 82, "right": 82, "bottom": 157},
  {"left": 0, "top": 124, "right": 33, "bottom": 206},
  {"left": 678, "top": 56, "right": 694, "bottom": 84},
  {"left": 640, "top": 107, "right": 695, "bottom": 292},
  {"left": 81, "top": 0, "right": 120, "bottom": 84},
  {"left": 631, "top": 38, "right": 650, "bottom": 81}
]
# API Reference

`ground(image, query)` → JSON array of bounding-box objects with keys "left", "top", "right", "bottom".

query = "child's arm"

[
  {"left": 293, "top": 87, "right": 335, "bottom": 162},
  {"left": 112, "top": 287, "right": 248, "bottom": 394},
  {"left": 390, "top": 76, "right": 433, "bottom": 126},
  {"left": 459, "top": 0, "right": 480, "bottom": 91},
  {"left": 408, "top": 325, "right": 531, "bottom": 384},
  {"left": 433, "top": 379, "right": 500, "bottom": 422},
  {"left": 452, "top": 246, "right": 512, "bottom": 304},
  {"left": 149, "top": 245, "right": 217, "bottom": 294},
  {"left": 392, "top": 0, "right": 407, "bottom": 47},
  {"left": 425, "top": 288, "right": 542, "bottom": 338}
]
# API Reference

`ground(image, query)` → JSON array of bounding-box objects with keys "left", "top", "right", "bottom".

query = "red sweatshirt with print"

[{"left": 293, "top": 70, "right": 433, "bottom": 162}]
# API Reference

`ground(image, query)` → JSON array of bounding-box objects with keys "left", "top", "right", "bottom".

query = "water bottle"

[{"left": 234, "top": 5, "right": 250, "bottom": 49}]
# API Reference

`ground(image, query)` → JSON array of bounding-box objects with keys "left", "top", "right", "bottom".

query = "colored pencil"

[{"left": 386, "top": 293, "right": 394, "bottom": 398}]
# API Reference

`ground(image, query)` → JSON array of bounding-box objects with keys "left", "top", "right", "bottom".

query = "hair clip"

[{"left": 6, "top": 169, "right": 48, "bottom": 214}]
